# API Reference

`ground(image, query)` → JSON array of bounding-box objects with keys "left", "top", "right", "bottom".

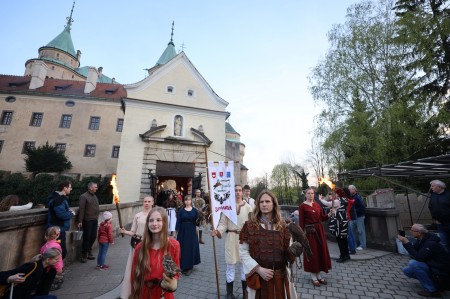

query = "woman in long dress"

[
  {"left": 299, "top": 187, "right": 332, "bottom": 287},
  {"left": 119, "top": 195, "right": 154, "bottom": 299},
  {"left": 130, "top": 207, "right": 180, "bottom": 299},
  {"left": 176, "top": 195, "right": 201, "bottom": 275}
]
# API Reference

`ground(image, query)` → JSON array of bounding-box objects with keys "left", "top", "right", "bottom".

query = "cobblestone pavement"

[{"left": 53, "top": 229, "right": 450, "bottom": 299}]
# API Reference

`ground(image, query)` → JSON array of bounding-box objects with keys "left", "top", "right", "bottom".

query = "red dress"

[
  {"left": 131, "top": 238, "right": 180, "bottom": 298},
  {"left": 299, "top": 202, "right": 332, "bottom": 273}
]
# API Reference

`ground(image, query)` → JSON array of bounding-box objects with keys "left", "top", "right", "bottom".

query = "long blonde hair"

[
  {"left": 130, "top": 207, "right": 171, "bottom": 298},
  {"left": 252, "top": 190, "right": 283, "bottom": 231}
]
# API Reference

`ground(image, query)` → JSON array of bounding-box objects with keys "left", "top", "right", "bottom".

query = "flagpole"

[{"left": 204, "top": 146, "right": 221, "bottom": 299}]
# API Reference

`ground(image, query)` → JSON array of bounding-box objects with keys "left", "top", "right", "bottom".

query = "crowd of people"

[{"left": 1, "top": 179, "right": 449, "bottom": 298}]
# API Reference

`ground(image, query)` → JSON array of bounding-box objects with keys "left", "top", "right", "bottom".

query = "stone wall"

[{"left": 0, "top": 202, "right": 142, "bottom": 270}]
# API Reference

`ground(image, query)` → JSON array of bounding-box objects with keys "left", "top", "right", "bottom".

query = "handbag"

[
  {"left": 246, "top": 272, "right": 261, "bottom": 290},
  {"left": 0, "top": 262, "right": 37, "bottom": 297},
  {"left": 130, "top": 234, "right": 142, "bottom": 248}
]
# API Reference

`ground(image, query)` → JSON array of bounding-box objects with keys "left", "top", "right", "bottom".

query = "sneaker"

[
  {"left": 356, "top": 246, "right": 364, "bottom": 250},
  {"left": 102, "top": 265, "right": 110, "bottom": 269},
  {"left": 87, "top": 255, "right": 95, "bottom": 260},
  {"left": 96, "top": 265, "right": 101, "bottom": 269},
  {"left": 98, "top": 266, "right": 105, "bottom": 271}
]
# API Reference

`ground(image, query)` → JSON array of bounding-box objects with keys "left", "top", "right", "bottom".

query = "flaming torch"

[
  {"left": 110, "top": 174, "right": 124, "bottom": 237},
  {"left": 319, "top": 177, "right": 335, "bottom": 190}
]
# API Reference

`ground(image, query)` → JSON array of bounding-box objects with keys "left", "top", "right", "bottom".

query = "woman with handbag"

[
  {"left": 119, "top": 195, "right": 154, "bottom": 299},
  {"left": 299, "top": 187, "right": 332, "bottom": 287}
]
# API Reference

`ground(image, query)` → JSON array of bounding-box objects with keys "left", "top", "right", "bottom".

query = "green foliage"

[
  {"left": 24, "top": 142, "right": 72, "bottom": 176},
  {"left": 309, "top": 0, "right": 450, "bottom": 178},
  {"left": 0, "top": 174, "right": 113, "bottom": 207}
]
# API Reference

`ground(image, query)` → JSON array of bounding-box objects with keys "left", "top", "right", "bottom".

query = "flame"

[
  {"left": 181, "top": 187, "right": 184, "bottom": 191},
  {"left": 110, "top": 174, "right": 120, "bottom": 204},
  {"left": 319, "top": 177, "right": 335, "bottom": 189}
]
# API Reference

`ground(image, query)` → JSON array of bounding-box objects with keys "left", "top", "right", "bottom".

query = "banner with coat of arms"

[{"left": 208, "top": 161, "right": 237, "bottom": 229}]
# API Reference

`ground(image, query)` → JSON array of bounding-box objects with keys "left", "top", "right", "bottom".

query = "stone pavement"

[{"left": 52, "top": 232, "right": 450, "bottom": 299}]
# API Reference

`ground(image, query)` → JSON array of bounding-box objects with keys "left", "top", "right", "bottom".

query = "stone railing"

[{"left": 0, "top": 202, "right": 142, "bottom": 270}]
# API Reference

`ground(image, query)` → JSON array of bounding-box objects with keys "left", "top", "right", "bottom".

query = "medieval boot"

[
  {"left": 226, "top": 281, "right": 236, "bottom": 299},
  {"left": 241, "top": 280, "right": 247, "bottom": 299},
  {"left": 199, "top": 231, "right": 205, "bottom": 244}
]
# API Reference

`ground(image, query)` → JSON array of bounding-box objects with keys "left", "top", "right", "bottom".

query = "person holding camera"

[{"left": 398, "top": 223, "right": 450, "bottom": 298}]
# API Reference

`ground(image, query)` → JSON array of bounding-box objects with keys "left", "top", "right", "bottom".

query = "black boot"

[
  {"left": 241, "top": 280, "right": 247, "bottom": 299},
  {"left": 336, "top": 256, "right": 346, "bottom": 263},
  {"left": 226, "top": 281, "right": 235, "bottom": 299}
]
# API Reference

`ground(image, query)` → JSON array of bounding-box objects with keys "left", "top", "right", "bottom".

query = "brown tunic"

[{"left": 240, "top": 220, "right": 295, "bottom": 299}]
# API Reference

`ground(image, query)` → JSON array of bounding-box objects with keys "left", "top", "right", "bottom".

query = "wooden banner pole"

[{"left": 204, "top": 146, "right": 221, "bottom": 299}]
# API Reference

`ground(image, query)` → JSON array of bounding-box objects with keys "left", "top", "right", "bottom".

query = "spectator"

[
  {"left": 119, "top": 195, "right": 154, "bottom": 299},
  {"left": 0, "top": 247, "right": 61, "bottom": 299},
  {"left": 428, "top": 179, "right": 450, "bottom": 253},
  {"left": 398, "top": 223, "right": 450, "bottom": 297},
  {"left": 0, "top": 195, "right": 32, "bottom": 212},
  {"left": 348, "top": 185, "right": 366, "bottom": 250},
  {"left": 40, "top": 227, "right": 64, "bottom": 291},
  {"left": 96, "top": 211, "right": 114, "bottom": 270},
  {"left": 47, "top": 181, "right": 75, "bottom": 259},
  {"left": 77, "top": 182, "right": 100, "bottom": 263},
  {"left": 176, "top": 195, "right": 201, "bottom": 276}
]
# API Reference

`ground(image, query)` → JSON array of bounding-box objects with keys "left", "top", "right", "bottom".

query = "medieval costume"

[
  {"left": 130, "top": 238, "right": 180, "bottom": 299},
  {"left": 176, "top": 207, "right": 201, "bottom": 273},
  {"left": 299, "top": 201, "right": 332, "bottom": 274},
  {"left": 239, "top": 219, "right": 296, "bottom": 299}
]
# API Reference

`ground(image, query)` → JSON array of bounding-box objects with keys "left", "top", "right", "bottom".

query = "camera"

[{"left": 398, "top": 229, "right": 405, "bottom": 237}]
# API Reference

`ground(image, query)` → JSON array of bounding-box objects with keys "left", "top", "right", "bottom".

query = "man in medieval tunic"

[
  {"left": 239, "top": 190, "right": 297, "bottom": 299},
  {"left": 212, "top": 185, "right": 252, "bottom": 299}
]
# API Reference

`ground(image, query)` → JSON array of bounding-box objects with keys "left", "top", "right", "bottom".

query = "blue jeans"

[
  {"left": 403, "top": 260, "right": 437, "bottom": 292},
  {"left": 347, "top": 220, "right": 356, "bottom": 253},
  {"left": 97, "top": 242, "right": 109, "bottom": 266},
  {"left": 352, "top": 216, "right": 366, "bottom": 248},
  {"left": 437, "top": 223, "right": 450, "bottom": 253}
]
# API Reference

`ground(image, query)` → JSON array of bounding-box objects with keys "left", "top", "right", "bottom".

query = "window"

[
  {"left": 116, "top": 118, "right": 124, "bottom": 132},
  {"left": 167, "top": 86, "right": 174, "bottom": 93},
  {"left": 187, "top": 89, "right": 194, "bottom": 97},
  {"left": 22, "top": 141, "right": 36, "bottom": 153},
  {"left": 30, "top": 112, "right": 43, "bottom": 127},
  {"left": 55, "top": 143, "right": 66, "bottom": 154},
  {"left": 84, "top": 144, "right": 96, "bottom": 157},
  {"left": 60, "top": 114, "right": 72, "bottom": 128},
  {"left": 112, "top": 146, "right": 120, "bottom": 158},
  {"left": 65, "top": 100, "right": 75, "bottom": 107},
  {"left": 89, "top": 116, "right": 100, "bottom": 130},
  {"left": 0, "top": 140, "right": 3, "bottom": 153},
  {"left": 1, "top": 111, "right": 13, "bottom": 125}
]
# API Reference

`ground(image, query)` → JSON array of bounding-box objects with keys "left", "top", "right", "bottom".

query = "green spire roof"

[
  {"left": 155, "top": 21, "right": 177, "bottom": 66},
  {"left": 226, "top": 122, "right": 240, "bottom": 135},
  {"left": 45, "top": 2, "right": 77, "bottom": 57}
]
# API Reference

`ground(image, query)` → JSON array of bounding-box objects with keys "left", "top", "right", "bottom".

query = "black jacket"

[
  {"left": 404, "top": 233, "right": 450, "bottom": 275},
  {"left": 0, "top": 261, "right": 56, "bottom": 299}
]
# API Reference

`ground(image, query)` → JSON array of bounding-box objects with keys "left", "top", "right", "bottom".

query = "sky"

[{"left": 0, "top": 0, "right": 360, "bottom": 183}]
